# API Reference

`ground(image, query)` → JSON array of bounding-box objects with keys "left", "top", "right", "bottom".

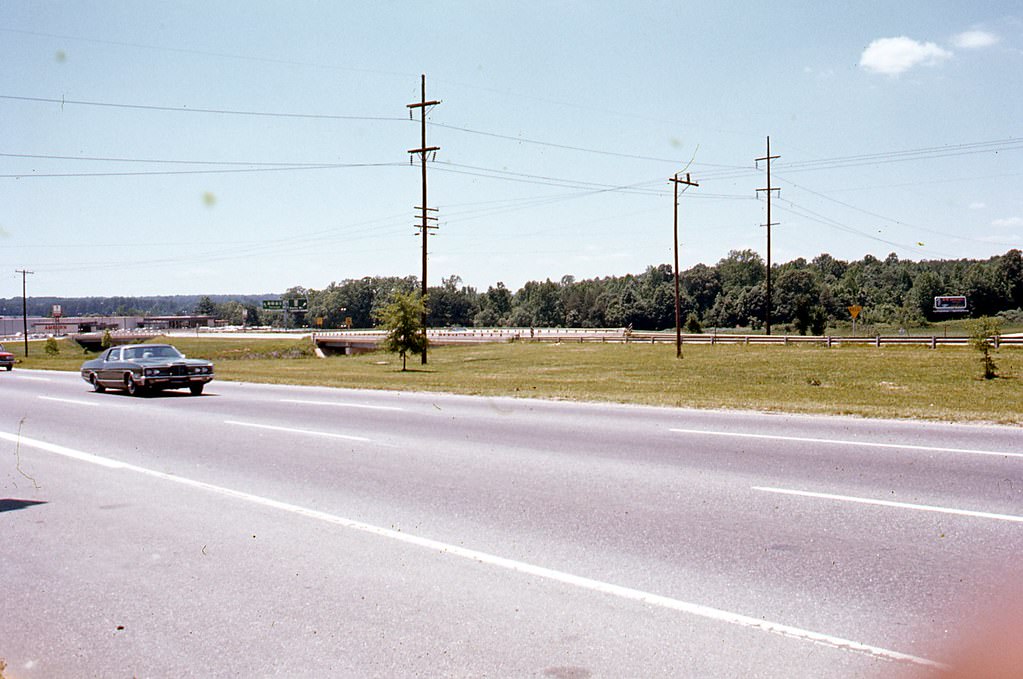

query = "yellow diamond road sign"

[{"left": 848, "top": 305, "right": 862, "bottom": 319}]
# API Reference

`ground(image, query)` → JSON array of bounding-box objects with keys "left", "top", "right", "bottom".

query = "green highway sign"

[
  {"left": 262, "top": 300, "right": 284, "bottom": 310},
  {"left": 287, "top": 298, "right": 309, "bottom": 310}
]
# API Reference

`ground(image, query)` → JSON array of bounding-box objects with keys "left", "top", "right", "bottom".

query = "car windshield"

[{"left": 123, "top": 345, "right": 184, "bottom": 360}]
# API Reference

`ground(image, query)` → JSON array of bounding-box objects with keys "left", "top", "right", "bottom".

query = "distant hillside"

[{"left": 0, "top": 294, "right": 271, "bottom": 317}]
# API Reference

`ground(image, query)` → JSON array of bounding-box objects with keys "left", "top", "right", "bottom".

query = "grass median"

[{"left": 12, "top": 335, "right": 1022, "bottom": 424}]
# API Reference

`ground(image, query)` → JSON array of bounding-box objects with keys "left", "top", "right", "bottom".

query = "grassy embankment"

[{"left": 11, "top": 334, "right": 1022, "bottom": 425}]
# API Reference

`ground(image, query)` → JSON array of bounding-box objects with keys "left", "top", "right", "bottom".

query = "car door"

[{"left": 99, "top": 347, "right": 122, "bottom": 383}]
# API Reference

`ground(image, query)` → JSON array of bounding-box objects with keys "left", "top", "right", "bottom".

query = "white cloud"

[
  {"left": 860, "top": 36, "right": 953, "bottom": 76},
  {"left": 969, "top": 202, "right": 987, "bottom": 210},
  {"left": 992, "top": 217, "right": 1023, "bottom": 228},
  {"left": 952, "top": 30, "right": 1000, "bottom": 49}
]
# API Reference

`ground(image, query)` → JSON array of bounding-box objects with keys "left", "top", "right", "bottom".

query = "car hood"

[{"left": 135, "top": 358, "right": 212, "bottom": 367}]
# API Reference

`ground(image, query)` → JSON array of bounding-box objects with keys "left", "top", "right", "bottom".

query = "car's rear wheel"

[
  {"left": 90, "top": 373, "right": 105, "bottom": 392},
  {"left": 4, "top": 365, "right": 11, "bottom": 371},
  {"left": 189, "top": 384, "right": 204, "bottom": 396}
]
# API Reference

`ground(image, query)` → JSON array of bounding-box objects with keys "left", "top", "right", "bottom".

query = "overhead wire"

[
  {"left": 0, "top": 163, "right": 404, "bottom": 179},
  {"left": 0, "top": 94, "right": 407, "bottom": 122},
  {"left": 772, "top": 199, "right": 959, "bottom": 259},
  {"left": 775, "top": 173, "right": 1021, "bottom": 248}
]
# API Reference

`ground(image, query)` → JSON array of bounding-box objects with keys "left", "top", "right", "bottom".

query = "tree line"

[
  {"left": 297, "top": 248, "right": 1022, "bottom": 332},
  {"left": 5, "top": 249, "right": 1020, "bottom": 333}
]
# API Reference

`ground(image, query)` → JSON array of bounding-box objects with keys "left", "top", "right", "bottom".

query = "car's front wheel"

[
  {"left": 125, "top": 373, "right": 145, "bottom": 396},
  {"left": 90, "top": 373, "right": 105, "bottom": 392},
  {"left": 189, "top": 384, "right": 204, "bottom": 396}
]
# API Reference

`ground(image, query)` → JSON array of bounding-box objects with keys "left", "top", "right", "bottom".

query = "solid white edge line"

[
  {"left": 669, "top": 427, "right": 1022, "bottom": 459},
  {"left": 11, "top": 375, "right": 52, "bottom": 382},
  {"left": 38, "top": 396, "right": 101, "bottom": 407},
  {"left": 0, "top": 431, "right": 125, "bottom": 469},
  {"left": 753, "top": 486, "right": 1023, "bottom": 523},
  {"left": 224, "top": 420, "right": 371, "bottom": 442},
  {"left": 279, "top": 398, "right": 404, "bottom": 412},
  {"left": 1, "top": 429, "right": 944, "bottom": 671}
]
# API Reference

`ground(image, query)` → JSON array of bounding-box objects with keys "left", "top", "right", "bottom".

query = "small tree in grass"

[
  {"left": 375, "top": 290, "right": 428, "bottom": 371},
  {"left": 966, "top": 316, "right": 1002, "bottom": 379},
  {"left": 44, "top": 337, "right": 60, "bottom": 356},
  {"left": 101, "top": 329, "right": 113, "bottom": 349}
]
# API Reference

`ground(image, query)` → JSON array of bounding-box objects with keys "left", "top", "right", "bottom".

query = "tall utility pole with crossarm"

[
  {"left": 669, "top": 172, "right": 698, "bottom": 359},
  {"left": 407, "top": 74, "right": 441, "bottom": 365},
  {"left": 756, "top": 137, "right": 780, "bottom": 335}
]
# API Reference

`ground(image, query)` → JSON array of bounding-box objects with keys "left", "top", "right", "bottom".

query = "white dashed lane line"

[
  {"left": 753, "top": 486, "right": 1023, "bottom": 523},
  {"left": 279, "top": 398, "right": 405, "bottom": 412},
  {"left": 38, "top": 396, "right": 102, "bottom": 407},
  {"left": 224, "top": 420, "right": 372, "bottom": 442},
  {"left": 669, "top": 428, "right": 1022, "bottom": 459}
]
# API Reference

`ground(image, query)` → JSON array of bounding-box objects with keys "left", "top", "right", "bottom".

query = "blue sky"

[{"left": 1, "top": 2, "right": 1020, "bottom": 297}]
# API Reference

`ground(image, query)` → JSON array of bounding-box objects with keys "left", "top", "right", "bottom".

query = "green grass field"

[{"left": 10, "top": 335, "right": 1021, "bottom": 424}]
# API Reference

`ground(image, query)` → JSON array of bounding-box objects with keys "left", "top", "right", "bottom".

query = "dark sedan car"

[{"left": 80, "top": 343, "right": 214, "bottom": 396}]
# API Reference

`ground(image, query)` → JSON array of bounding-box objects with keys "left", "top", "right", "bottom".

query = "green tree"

[
  {"left": 101, "top": 329, "right": 113, "bottom": 349},
  {"left": 907, "top": 270, "right": 946, "bottom": 321},
  {"left": 775, "top": 269, "right": 825, "bottom": 335},
  {"left": 216, "top": 300, "right": 247, "bottom": 326},
  {"left": 474, "top": 282, "right": 513, "bottom": 327},
  {"left": 995, "top": 249, "right": 1023, "bottom": 309},
  {"left": 717, "top": 249, "right": 765, "bottom": 290},
  {"left": 375, "top": 290, "right": 428, "bottom": 371},
  {"left": 195, "top": 295, "right": 217, "bottom": 316},
  {"left": 44, "top": 337, "right": 60, "bottom": 355}
]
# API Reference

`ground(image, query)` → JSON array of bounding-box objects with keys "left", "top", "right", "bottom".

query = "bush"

[
  {"left": 44, "top": 337, "right": 60, "bottom": 356},
  {"left": 966, "top": 316, "right": 1002, "bottom": 380}
]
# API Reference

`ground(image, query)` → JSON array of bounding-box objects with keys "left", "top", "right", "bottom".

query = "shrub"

[{"left": 966, "top": 316, "right": 1002, "bottom": 380}]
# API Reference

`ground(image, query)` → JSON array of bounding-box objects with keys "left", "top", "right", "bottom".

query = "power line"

[
  {"left": 773, "top": 200, "right": 959, "bottom": 259},
  {"left": 429, "top": 121, "right": 745, "bottom": 168},
  {"left": 0, "top": 94, "right": 406, "bottom": 122},
  {"left": 0, "top": 163, "right": 403, "bottom": 179},
  {"left": 775, "top": 173, "right": 1021, "bottom": 248},
  {"left": 0, "top": 151, "right": 350, "bottom": 167},
  {"left": 698, "top": 137, "right": 1023, "bottom": 182}
]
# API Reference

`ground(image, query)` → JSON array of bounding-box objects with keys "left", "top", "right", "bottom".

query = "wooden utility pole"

[
  {"left": 407, "top": 74, "right": 440, "bottom": 364},
  {"left": 756, "top": 137, "right": 780, "bottom": 335},
  {"left": 15, "top": 269, "right": 34, "bottom": 356},
  {"left": 669, "top": 172, "right": 698, "bottom": 359}
]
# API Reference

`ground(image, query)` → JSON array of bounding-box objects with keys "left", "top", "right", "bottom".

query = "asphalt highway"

[{"left": 2, "top": 369, "right": 1021, "bottom": 678}]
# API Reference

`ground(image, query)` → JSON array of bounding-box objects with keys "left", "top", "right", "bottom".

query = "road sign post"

[{"left": 848, "top": 305, "right": 862, "bottom": 336}]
